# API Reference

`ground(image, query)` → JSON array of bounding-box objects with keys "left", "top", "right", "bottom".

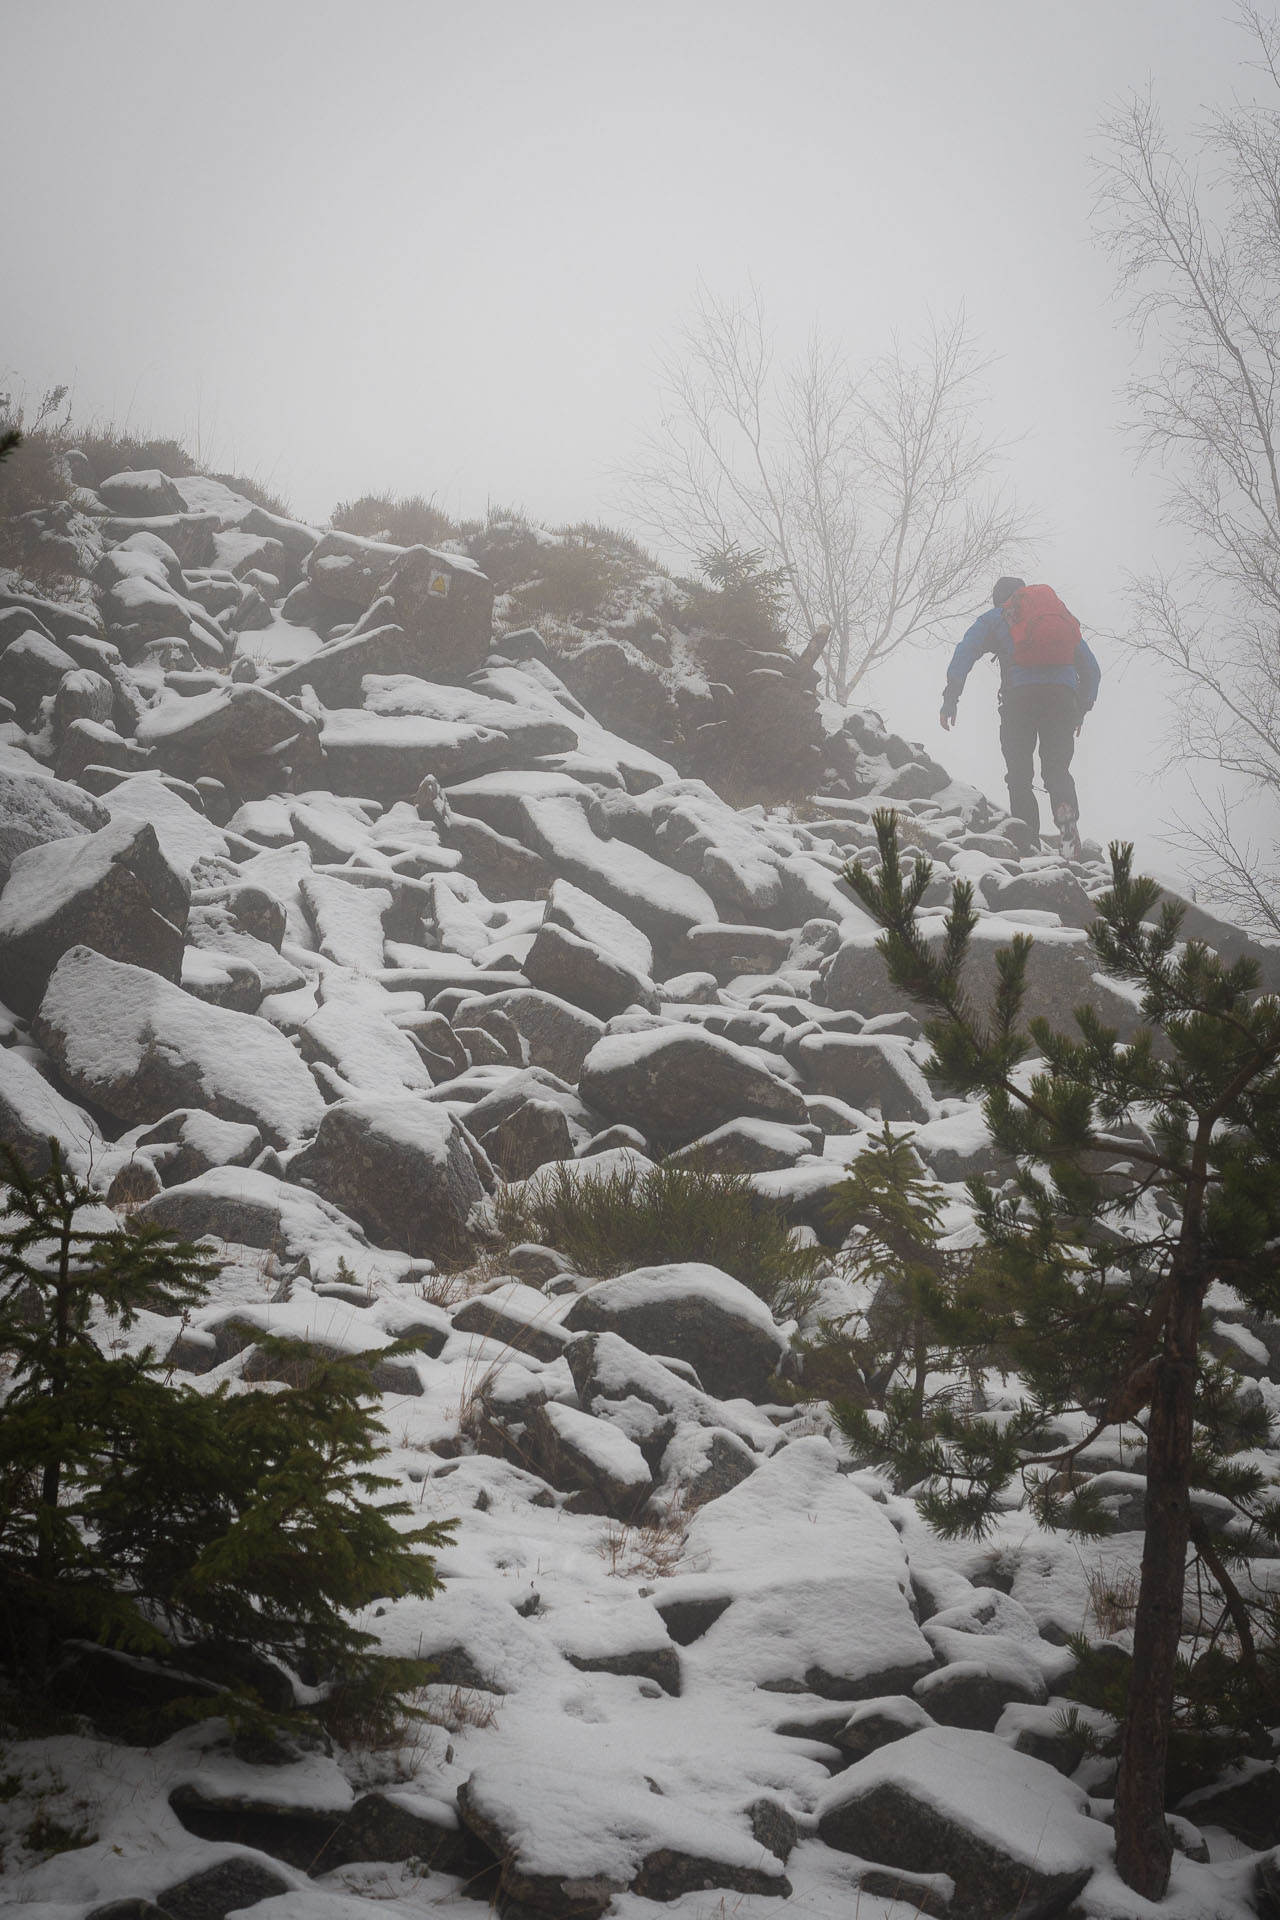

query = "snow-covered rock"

[
  {"left": 562, "top": 1263, "right": 788, "bottom": 1402},
  {"left": 0, "top": 815, "right": 189, "bottom": 1011},
  {"left": 579, "top": 1024, "right": 807, "bottom": 1148},
  {"left": 816, "top": 1725, "right": 1107, "bottom": 1916},
  {"left": 33, "top": 944, "right": 326, "bottom": 1146},
  {"left": 288, "top": 1090, "right": 492, "bottom": 1257}
]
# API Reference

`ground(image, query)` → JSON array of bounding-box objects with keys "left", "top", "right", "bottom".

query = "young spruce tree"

[
  {"left": 840, "top": 811, "right": 1280, "bottom": 1902},
  {"left": 0, "top": 1141, "right": 453, "bottom": 1732}
]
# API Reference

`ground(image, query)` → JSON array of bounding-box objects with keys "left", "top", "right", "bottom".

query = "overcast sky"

[{"left": 2, "top": 1, "right": 1264, "bottom": 878}]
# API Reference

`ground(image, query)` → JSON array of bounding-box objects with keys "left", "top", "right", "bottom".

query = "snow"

[
  {"left": 9, "top": 489, "right": 1277, "bottom": 1920},
  {"left": 816, "top": 1725, "right": 1110, "bottom": 1875},
  {"left": 0, "top": 1042, "right": 102, "bottom": 1164},
  {"left": 0, "top": 814, "right": 187, "bottom": 936},
  {"left": 36, "top": 944, "right": 327, "bottom": 1147},
  {"left": 543, "top": 877, "right": 654, "bottom": 978},
  {"left": 541, "top": 1400, "right": 652, "bottom": 1490},
  {"left": 143, "top": 1164, "right": 413, "bottom": 1288},
  {"left": 586, "top": 1261, "right": 787, "bottom": 1339},
  {"left": 299, "top": 873, "right": 390, "bottom": 971},
  {"left": 105, "top": 769, "right": 231, "bottom": 874}
]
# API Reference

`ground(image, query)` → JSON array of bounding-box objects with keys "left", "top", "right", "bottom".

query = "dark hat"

[{"left": 992, "top": 576, "right": 1025, "bottom": 604}]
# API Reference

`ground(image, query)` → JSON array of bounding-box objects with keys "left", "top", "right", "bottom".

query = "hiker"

[{"left": 939, "top": 576, "right": 1100, "bottom": 859}]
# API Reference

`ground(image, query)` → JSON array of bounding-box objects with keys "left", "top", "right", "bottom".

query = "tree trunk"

[{"left": 1113, "top": 1270, "right": 1202, "bottom": 1898}]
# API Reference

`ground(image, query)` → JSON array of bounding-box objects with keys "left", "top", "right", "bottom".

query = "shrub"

[
  {"left": 494, "top": 1157, "right": 824, "bottom": 1320},
  {"left": 331, "top": 490, "right": 455, "bottom": 548},
  {"left": 73, "top": 428, "right": 200, "bottom": 482},
  {"left": 208, "top": 471, "right": 292, "bottom": 517},
  {"left": 681, "top": 541, "right": 791, "bottom": 646},
  {"left": 560, "top": 520, "right": 661, "bottom": 572},
  {"left": 457, "top": 504, "right": 548, "bottom": 594},
  {"left": 0, "top": 388, "right": 87, "bottom": 594},
  {"left": 506, "top": 531, "right": 623, "bottom": 625},
  {"left": 0, "top": 1142, "right": 452, "bottom": 1734}
]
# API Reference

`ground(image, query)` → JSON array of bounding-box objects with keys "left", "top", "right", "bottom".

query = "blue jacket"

[{"left": 941, "top": 604, "right": 1101, "bottom": 718}]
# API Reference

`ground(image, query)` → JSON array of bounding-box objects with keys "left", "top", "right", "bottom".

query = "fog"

[{"left": 1, "top": 0, "right": 1262, "bottom": 878}]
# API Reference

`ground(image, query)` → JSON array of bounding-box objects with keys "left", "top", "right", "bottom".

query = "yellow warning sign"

[{"left": 429, "top": 571, "right": 449, "bottom": 596}]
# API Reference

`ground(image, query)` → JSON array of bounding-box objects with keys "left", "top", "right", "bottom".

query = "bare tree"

[
  {"left": 1097, "top": 8, "right": 1280, "bottom": 929},
  {"left": 623, "top": 287, "right": 1025, "bottom": 701}
]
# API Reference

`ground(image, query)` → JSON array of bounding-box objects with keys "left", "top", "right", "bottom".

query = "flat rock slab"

[
  {"left": 816, "top": 1725, "right": 1107, "bottom": 1919},
  {"left": 579, "top": 1025, "right": 806, "bottom": 1150},
  {"left": 34, "top": 946, "right": 326, "bottom": 1147},
  {"left": 137, "top": 682, "right": 312, "bottom": 767},
  {"left": 563, "top": 1263, "right": 787, "bottom": 1402},
  {"left": 318, "top": 709, "right": 509, "bottom": 800}
]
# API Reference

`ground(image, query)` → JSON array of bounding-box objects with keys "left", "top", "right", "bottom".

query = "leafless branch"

[
  {"left": 622, "top": 290, "right": 1026, "bottom": 700},
  {"left": 1096, "top": 33, "right": 1280, "bottom": 928}
]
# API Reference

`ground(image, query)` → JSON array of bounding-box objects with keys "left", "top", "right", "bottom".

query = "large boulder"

[
  {"left": 0, "top": 1044, "right": 102, "bottom": 1173},
  {"left": 562, "top": 1264, "right": 788, "bottom": 1401},
  {"left": 317, "top": 710, "right": 507, "bottom": 801},
  {"left": 682, "top": 922, "right": 793, "bottom": 982},
  {"left": 579, "top": 1026, "right": 806, "bottom": 1150},
  {"left": 465, "top": 988, "right": 605, "bottom": 1080},
  {"left": 524, "top": 920, "right": 657, "bottom": 1020},
  {"left": 786, "top": 1031, "right": 933, "bottom": 1123},
  {"left": 523, "top": 1400, "right": 654, "bottom": 1517},
  {"left": 300, "top": 537, "right": 494, "bottom": 678},
  {"left": 0, "top": 756, "right": 109, "bottom": 871},
  {"left": 815, "top": 1727, "right": 1104, "bottom": 1919},
  {"left": 0, "top": 630, "right": 77, "bottom": 723},
  {"left": 136, "top": 683, "right": 316, "bottom": 776},
  {"left": 0, "top": 816, "right": 189, "bottom": 1013},
  {"left": 457, "top": 1760, "right": 789, "bottom": 1920},
  {"left": 289, "top": 1093, "right": 492, "bottom": 1258},
  {"left": 97, "top": 469, "right": 187, "bottom": 517},
  {"left": 33, "top": 946, "right": 326, "bottom": 1147}
]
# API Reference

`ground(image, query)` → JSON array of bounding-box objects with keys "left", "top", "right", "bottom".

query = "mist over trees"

[
  {"left": 1098, "top": 4, "right": 1280, "bottom": 933},
  {"left": 623, "top": 289, "right": 1026, "bottom": 702}
]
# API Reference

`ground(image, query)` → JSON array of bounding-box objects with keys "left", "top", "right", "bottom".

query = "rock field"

[{"left": 3, "top": 469, "right": 1280, "bottom": 1918}]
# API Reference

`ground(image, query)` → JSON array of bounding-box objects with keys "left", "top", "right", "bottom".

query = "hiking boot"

[{"left": 1054, "top": 803, "right": 1083, "bottom": 862}]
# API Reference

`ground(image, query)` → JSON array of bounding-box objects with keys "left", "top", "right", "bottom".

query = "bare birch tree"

[
  {"left": 623, "top": 287, "right": 1025, "bottom": 701},
  {"left": 1097, "top": 7, "right": 1280, "bottom": 930}
]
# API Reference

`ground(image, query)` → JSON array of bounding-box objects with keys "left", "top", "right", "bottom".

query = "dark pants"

[{"left": 999, "top": 682, "right": 1079, "bottom": 839}]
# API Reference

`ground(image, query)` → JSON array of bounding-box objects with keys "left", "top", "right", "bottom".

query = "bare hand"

[{"left": 939, "top": 709, "right": 954, "bottom": 731}]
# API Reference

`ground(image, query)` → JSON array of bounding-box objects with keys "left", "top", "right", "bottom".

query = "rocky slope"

[{"left": 2, "top": 466, "right": 1280, "bottom": 1919}]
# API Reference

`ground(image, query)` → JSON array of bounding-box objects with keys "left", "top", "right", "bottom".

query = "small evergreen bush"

[
  {"left": 681, "top": 541, "right": 791, "bottom": 646},
  {"left": 0, "top": 1142, "right": 452, "bottom": 1736},
  {"left": 839, "top": 808, "right": 1280, "bottom": 1897},
  {"left": 495, "top": 1157, "right": 824, "bottom": 1320}
]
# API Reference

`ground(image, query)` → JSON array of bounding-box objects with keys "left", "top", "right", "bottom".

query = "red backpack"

[{"left": 1001, "top": 584, "right": 1082, "bottom": 666}]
